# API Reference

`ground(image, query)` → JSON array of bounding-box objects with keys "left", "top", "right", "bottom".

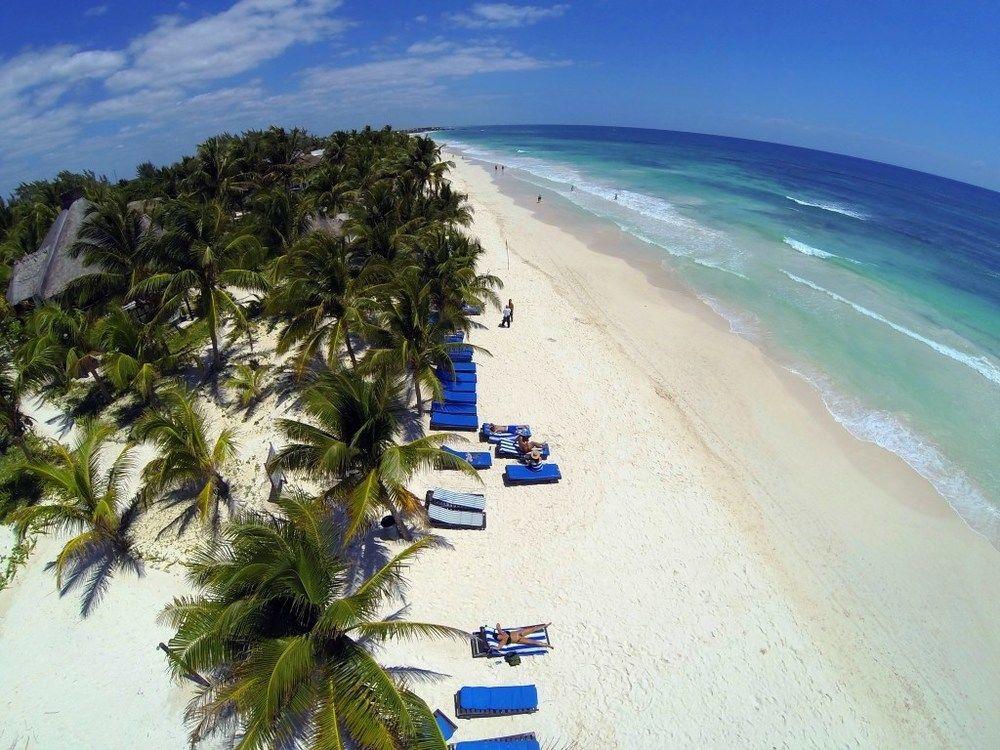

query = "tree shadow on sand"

[{"left": 47, "top": 498, "right": 146, "bottom": 617}]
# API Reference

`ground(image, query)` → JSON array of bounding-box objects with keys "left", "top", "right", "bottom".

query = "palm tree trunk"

[
  {"left": 344, "top": 331, "right": 357, "bottom": 368},
  {"left": 389, "top": 504, "right": 413, "bottom": 541},
  {"left": 413, "top": 373, "right": 423, "bottom": 415},
  {"left": 208, "top": 326, "right": 220, "bottom": 373}
]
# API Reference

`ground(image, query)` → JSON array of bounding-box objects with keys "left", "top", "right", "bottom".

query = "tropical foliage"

[
  {"left": 0, "top": 125, "right": 499, "bottom": 746},
  {"left": 161, "top": 495, "right": 458, "bottom": 749},
  {"left": 8, "top": 420, "right": 143, "bottom": 614}
]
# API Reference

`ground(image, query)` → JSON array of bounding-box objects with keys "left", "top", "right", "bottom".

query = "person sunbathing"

[
  {"left": 495, "top": 622, "right": 554, "bottom": 649},
  {"left": 484, "top": 423, "right": 511, "bottom": 434},
  {"left": 515, "top": 434, "right": 547, "bottom": 454}
]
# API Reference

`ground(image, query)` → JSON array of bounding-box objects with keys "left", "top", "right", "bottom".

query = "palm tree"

[
  {"left": 8, "top": 420, "right": 144, "bottom": 614},
  {"left": 132, "top": 387, "right": 237, "bottom": 532},
  {"left": 161, "top": 495, "right": 460, "bottom": 749},
  {"left": 64, "top": 195, "right": 149, "bottom": 307},
  {"left": 269, "top": 233, "right": 377, "bottom": 374},
  {"left": 136, "top": 200, "right": 268, "bottom": 373},
  {"left": 270, "top": 367, "right": 474, "bottom": 540},
  {"left": 224, "top": 362, "right": 269, "bottom": 409},
  {"left": 415, "top": 227, "right": 502, "bottom": 316},
  {"left": 399, "top": 136, "right": 452, "bottom": 196},
  {"left": 186, "top": 135, "right": 247, "bottom": 206},
  {"left": 1, "top": 337, "right": 61, "bottom": 446},
  {"left": 346, "top": 181, "right": 419, "bottom": 267},
  {"left": 363, "top": 273, "right": 485, "bottom": 416},
  {"left": 95, "top": 308, "right": 182, "bottom": 404}
]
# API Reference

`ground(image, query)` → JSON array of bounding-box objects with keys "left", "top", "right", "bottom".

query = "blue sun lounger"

[
  {"left": 447, "top": 361, "right": 477, "bottom": 374},
  {"left": 437, "top": 370, "right": 477, "bottom": 384},
  {"left": 462, "top": 303, "right": 483, "bottom": 315},
  {"left": 442, "top": 446, "right": 492, "bottom": 470},
  {"left": 480, "top": 424, "right": 530, "bottom": 443},
  {"left": 431, "top": 412, "right": 479, "bottom": 431},
  {"left": 440, "top": 380, "right": 476, "bottom": 393},
  {"left": 443, "top": 389, "right": 477, "bottom": 404},
  {"left": 455, "top": 685, "right": 539, "bottom": 718},
  {"left": 449, "top": 346, "right": 474, "bottom": 362},
  {"left": 427, "top": 488, "right": 487, "bottom": 511},
  {"left": 504, "top": 463, "right": 561, "bottom": 485},
  {"left": 451, "top": 735, "right": 539, "bottom": 750},
  {"left": 444, "top": 332, "right": 465, "bottom": 343},
  {"left": 473, "top": 625, "right": 551, "bottom": 658},
  {"left": 495, "top": 439, "right": 550, "bottom": 460},
  {"left": 432, "top": 402, "right": 478, "bottom": 415},
  {"left": 434, "top": 710, "right": 457, "bottom": 741}
]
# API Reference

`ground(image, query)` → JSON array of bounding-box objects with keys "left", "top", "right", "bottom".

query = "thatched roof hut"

[{"left": 6, "top": 198, "right": 95, "bottom": 307}]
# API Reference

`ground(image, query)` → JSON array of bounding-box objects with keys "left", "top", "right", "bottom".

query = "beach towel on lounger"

[
  {"left": 427, "top": 488, "right": 487, "bottom": 511},
  {"left": 441, "top": 446, "right": 492, "bottom": 469},
  {"left": 480, "top": 424, "right": 530, "bottom": 443},
  {"left": 430, "top": 412, "right": 479, "bottom": 431},
  {"left": 504, "top": 463, "right": 561, "bottom": 484},
  {"left": 495, "top": 439, "right": 550, "bottom": 459}
]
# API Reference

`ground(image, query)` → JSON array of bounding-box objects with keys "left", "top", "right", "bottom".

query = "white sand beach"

[{"left": 2, "top": 151, "right": 999, "bottom": 749}]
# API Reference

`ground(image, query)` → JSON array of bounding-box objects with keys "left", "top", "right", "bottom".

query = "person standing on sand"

[
  {"left": 508, "top": 298, "right": 514, "bottom": 324},
  {"left": 500, "top": 302, "right": 512, "bottom": 328},
  {"left": 537, "top": 195, "right": 542, "bottom": 203}
]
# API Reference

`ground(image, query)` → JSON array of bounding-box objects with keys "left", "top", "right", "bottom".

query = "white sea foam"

[
  {"left": 783, "top": 237, "right": 862, "bottom": 265},
  {"left": 785, "top": 365, "right": 1000, "bottom": 546},
  {"left": 786, "top": 195, "right": 869, "bottom": 221},
  {"left": 780, "top": 270, "right": 1000, "bottom": 386},
  {"left": 699, "top": 295, "right": 760, "bottom": 336}
]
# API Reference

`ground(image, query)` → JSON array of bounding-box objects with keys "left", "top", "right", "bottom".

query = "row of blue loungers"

[
  {"left": 428, "top": 332, "right": 552, "bottom": 748},
  {"left": 434, "top": 685, "right": 541, "bottom": 750}
]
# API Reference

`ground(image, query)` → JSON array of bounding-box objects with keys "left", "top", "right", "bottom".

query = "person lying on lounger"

[
  {"left": 515, "top": 434, "right": 547, "bottom": 454},
  {"left": 495, "top": 622, "right": 554, "bottom": 649}
]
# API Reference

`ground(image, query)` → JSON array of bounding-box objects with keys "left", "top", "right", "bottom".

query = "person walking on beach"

[
  {"left": 500, "top": 302, "right": 512, "bottom": 328},
  {"left": 507, "top": 298, "right": 514, "bottom": 324},
  {"left": 537, "top": 194, "right": 542, "bottom": 203}
]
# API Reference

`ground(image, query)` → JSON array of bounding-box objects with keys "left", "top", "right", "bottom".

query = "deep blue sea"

[{"left": 435, "top": 125, "right": 1000, "bottom": 545}]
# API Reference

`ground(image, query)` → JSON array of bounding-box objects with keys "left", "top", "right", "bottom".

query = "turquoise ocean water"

[{"left": 435, "top": 125, "right": 1000, "bottom": 546}]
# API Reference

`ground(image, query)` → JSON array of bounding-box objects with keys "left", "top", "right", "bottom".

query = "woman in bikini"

[{"left": 495, "top": 622, "right": 554, "bottom": 649}]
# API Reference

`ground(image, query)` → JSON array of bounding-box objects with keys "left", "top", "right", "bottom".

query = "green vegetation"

[{"left": 0, "top": 125, "right": 497, "bottom": 748}]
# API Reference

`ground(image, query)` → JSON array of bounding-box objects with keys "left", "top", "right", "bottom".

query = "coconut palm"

[
  {"left": 415, "top": 227, "right": 502, "bottom": 316},
  {"left": 398, "top": 136, "right": 452, "bottom": 197},
  {"left": 8, "top": 420, "right": 144, "bottom": 614},
  {"left": 132, "top": 387, "right": 237, "bottom": 533},
  {"left": 363, "top": 273, "right": 485, "bottom": 416},
  {"left": 186, "top": 135, "right": 247, "bottom": 206},
  {"left": 1, "top": 337, "right": 62, "bottom": 446},
  {"left": 269, "top": 233, "right": 377, "bottom": 374},
  {"left": 64, "top": 196, "right": 149, "bottom": 307},
  {"left": 136, "top": 200, "right": 268, "bottom": 373},
  {"left": 270, "top": 367, "right": 474, "bottom": 539},
  {"left": 224, "top": 363, "right": 269, "bottom": 410},
  {"left": 95, "top": 308, "right": 183, "bottom": 404},
  {"left": 161, "top": 494, "right": 459, "bottom": 749},
  {"left": 346, "top": 181, "right": 419, "bottom": 267}
]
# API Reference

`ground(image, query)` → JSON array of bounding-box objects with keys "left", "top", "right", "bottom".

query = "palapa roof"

[{"left": 6, "top": 198, "right": 94, "bottom": 306}]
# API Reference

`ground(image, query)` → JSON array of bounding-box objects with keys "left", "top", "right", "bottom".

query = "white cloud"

[
  {"left": 0, "top": 0, "right": 565, "bottom": 193},
  {"left": 84, "top": 4, "right": 109, "bottom": 16},
  {"left": 107, "top": 0, "right": 348, "bottom": 91},
  {"left": 406, "top": 38, "right": 455, "bottom": 55},
  {"left": 449, "top": 3, "right": 569, "bottom": 28}
]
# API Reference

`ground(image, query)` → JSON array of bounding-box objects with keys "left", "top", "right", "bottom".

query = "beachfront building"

[{"left": 5, "top": 198, "right": 95, "bottom": 308}]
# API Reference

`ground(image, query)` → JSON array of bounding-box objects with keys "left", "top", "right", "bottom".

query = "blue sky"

[{"left": 1, "top": 0, "right": 998, "bottom": 194}]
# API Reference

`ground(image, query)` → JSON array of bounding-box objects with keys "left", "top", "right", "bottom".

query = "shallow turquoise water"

[{"left": 437, "top": 125, "right": 1000, "bottom": 545}]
